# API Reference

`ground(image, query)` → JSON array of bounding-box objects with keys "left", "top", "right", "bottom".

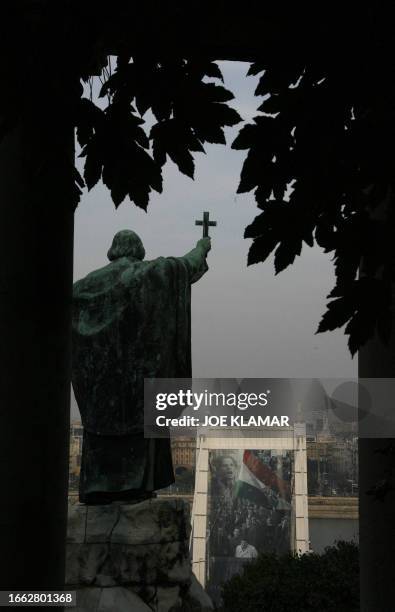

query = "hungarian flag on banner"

[{"left": 235, "top": 450, "right": 291, "bottom": 509}]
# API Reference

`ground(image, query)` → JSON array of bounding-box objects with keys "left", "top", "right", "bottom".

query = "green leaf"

[
  {"left": 152, "top": 137, "right": 167, "bottom": 167},
  {"left": 211, "top": 103, "right": 242, "bottom": 126},
  {"left": 135, "top": 92, "right": 151, "bottom": 117},
  {"left": 202, "top": 83, "right": 235, "bottom": 103},
  {"left": 247, "top": 233, "right": 279, "bottom": 265},
  {"left": 82, "top": 141, "right": 102, "bottom": 190},
  {"left": 150, "top": 120, "right": 201, "bottom": 178},
  {"left": 193, "top": 123, "right": 226, "bottom": 144},
  {"left": 316, "top": 295, "right": 356, "bottom": 334},
  {"left": 247, "top": 63, "right": 265, "bottom": 76},
  {"left": 203, "top": 62, "right": 224, "bottom": 81},
  {"left": 258, "top": 95, "right": 281, "bottom": 115},
  {"left": 75, "top": 99, "right": 104, "bottom": 147},
  {"left": 237, "top": 151, "right": 262, "bottom": 193},
  {"left": 232, "top": 124, "right": 257, "bottom": 150},
  {"left": 345, "top": 312, "right": 375, "bottom": 357},
  {"left": 169, "top": 149, "right": 195, "bottom": 178},
  {"left": 108, "top": 177, "right": 128, "bottom": 207},
  {"left": 129, "top": 184, "right": 150, "bottom": 211},
  {"left": 274, "top": 239, "right": 303, "bottom": 273}
]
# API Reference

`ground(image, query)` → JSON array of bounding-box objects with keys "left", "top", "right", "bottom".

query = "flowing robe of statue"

[{"left": 72, "top": 230, "right": 210, "bottom": 503}]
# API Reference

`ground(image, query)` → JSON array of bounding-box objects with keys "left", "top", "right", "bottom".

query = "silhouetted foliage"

[
  {"left": 233, "top": 61, "right": 395, "bottom": 355},
  {"left": 218, "top": 541, "right": 359, "bottom": 612},
  {"left": 3, "top": 5, "right": 395, "bottom": 354},
  {"left": 75, "top": 58, "right": 241, "bottom": 210},
  {"left": 72, "top": 48, "right": 395, "bottom": 355}
]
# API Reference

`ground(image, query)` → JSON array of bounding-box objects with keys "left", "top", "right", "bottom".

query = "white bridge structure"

[{"left": 190, "top": 425, "right": 309, "bottom": 587}]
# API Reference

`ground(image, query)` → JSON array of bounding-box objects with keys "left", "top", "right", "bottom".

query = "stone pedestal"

[{"left": 66, "top": 498, "right": 213, "bottom": 612}]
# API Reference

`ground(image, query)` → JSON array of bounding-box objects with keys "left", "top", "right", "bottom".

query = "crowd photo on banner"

[{"left": 206, "top": 449, "right": 293, "bottom": 603}]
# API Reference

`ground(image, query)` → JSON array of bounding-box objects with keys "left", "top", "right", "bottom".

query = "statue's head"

[{"left": 107, "top": 230, "right": 145, "bottom": 262}]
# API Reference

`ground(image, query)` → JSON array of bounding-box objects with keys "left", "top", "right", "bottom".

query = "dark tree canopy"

[
  {"left": 3, "top": 3, "right": 395, "bottom": 354},
  {"left": 233, "top": 57, "right": 395, "bottom": 356},
  {"left": 76, "top": 58, "right": 241, "bottom": 208}
]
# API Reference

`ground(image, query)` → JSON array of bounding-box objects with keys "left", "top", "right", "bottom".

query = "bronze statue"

[{"left": 72, "top": 228, "right": 212, "bottom": 503}]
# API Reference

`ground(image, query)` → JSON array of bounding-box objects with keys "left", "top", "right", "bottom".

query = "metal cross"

[{"left": 195, "top": 211, "right": 217, "bottom": 238}]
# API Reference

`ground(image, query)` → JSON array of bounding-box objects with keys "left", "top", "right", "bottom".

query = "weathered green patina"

[{"left": 72, "top": 229, "right": 210, "bottom": 503}]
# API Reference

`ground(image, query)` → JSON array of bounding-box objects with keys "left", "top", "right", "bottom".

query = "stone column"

[
  {"left": 0, "top": 90, "right": 75, "bottom": 591},
  {"left": 359, "top": 333, "right": 395, "bottom": 612}
]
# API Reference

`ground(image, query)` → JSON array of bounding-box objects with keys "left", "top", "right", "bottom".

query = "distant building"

[
  {"left": 68, "top": 422, "right": 358, "bottom": 499},
  {"left": 68, "top": 427, "right": 197, "bottom": 494},
  {"left": 307, "top": 437, "right": 358, "bottom": 496},
  {"left": 171, "top": 437, "right": 196, "bottom": 471}
]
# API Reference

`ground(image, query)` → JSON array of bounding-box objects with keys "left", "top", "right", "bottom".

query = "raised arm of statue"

[
  {"left": 179, "top": 237, "right": 211, "bottom": 283},
  {"left": 73, "top": 228, "right": 213, "bottom": 505}
]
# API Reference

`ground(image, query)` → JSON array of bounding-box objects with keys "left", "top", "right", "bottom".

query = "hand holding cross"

[{"left": 195, "top": 211, "right": 217, "bottom": 238}]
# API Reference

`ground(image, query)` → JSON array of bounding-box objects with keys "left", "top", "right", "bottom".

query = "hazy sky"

[{"left": 71, "top": 62, "right": 356, "bottom": 419}]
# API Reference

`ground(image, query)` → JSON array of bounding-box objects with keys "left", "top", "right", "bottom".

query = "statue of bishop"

[{"left": 72, "top": 229, "right": 211, "bottom": 503}]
